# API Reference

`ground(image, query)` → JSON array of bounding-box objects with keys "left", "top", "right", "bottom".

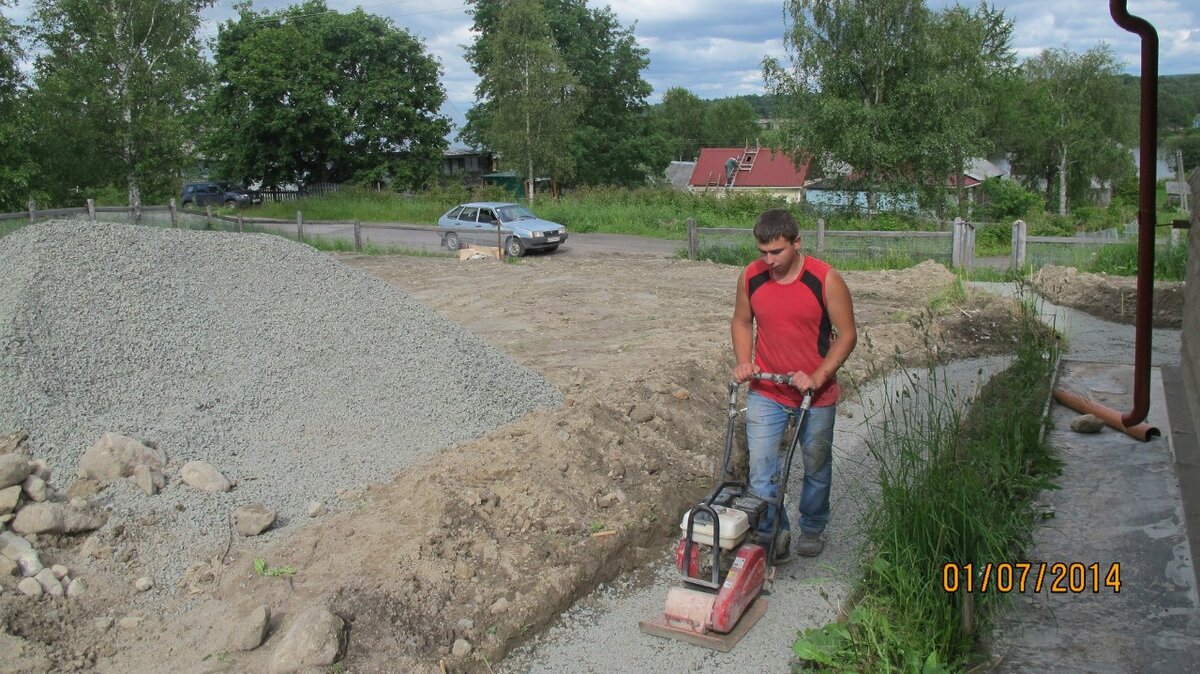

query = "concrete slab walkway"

[{"left": 987, "top": 362, "right": 1200, "bottom": 674}]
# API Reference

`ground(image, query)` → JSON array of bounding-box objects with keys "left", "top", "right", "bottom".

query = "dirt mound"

[
  {"left": 1, "top": 254, "right": 1031, "bottom": 674},
  {"left": 1031, "top": 265, "right": 1184, "bottom": 328}
]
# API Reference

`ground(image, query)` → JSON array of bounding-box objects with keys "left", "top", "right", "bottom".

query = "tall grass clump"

[
  {"left": 1085, "top": 239, "right": 1187, "bottom": 281},
  {"left": 793, "top": 297, "right": 1060, "bottom": 673}
]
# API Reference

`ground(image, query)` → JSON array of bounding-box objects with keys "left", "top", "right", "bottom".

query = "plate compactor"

[{"left": 639, "top": 373, "right": 813, "bottom": 652}]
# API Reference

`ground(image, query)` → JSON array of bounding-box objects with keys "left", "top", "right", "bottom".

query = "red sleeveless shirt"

[{"left": 745, "top": 255, "right": 840, "bottom": 408}]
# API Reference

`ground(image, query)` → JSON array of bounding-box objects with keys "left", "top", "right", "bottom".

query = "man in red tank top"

[{"left": 731, "top": 209, "right": 857, "bottom": 561}]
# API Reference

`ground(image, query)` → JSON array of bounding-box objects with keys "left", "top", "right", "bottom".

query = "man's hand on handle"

[{"left": 732, "top": 362, "right": 759, "bottom": 383}]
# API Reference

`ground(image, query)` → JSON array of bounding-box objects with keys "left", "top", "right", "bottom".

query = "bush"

[{"left": 977, "top": 178, "right": 1041, "bottom": 222}]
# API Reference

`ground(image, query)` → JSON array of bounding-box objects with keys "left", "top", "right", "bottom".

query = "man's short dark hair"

[{"left": 753, "top": 208, "right": 799, "bottom": 244}]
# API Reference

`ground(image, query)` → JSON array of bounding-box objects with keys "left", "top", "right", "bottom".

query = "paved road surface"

[{"left": 249, "top": 220, "right": 685, "bottom": 257}]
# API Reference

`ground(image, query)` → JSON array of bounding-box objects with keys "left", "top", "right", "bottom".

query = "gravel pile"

[{"left": 0, "top": 221, "right": 562, "bottom": 585}]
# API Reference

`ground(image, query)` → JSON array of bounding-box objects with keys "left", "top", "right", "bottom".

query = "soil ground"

[
  {"left": 1030, "top": 264, "right": 1185, "bottom": 328},
  {"left": 0, "top": 255, "right": 1124, "bottom": 674}
]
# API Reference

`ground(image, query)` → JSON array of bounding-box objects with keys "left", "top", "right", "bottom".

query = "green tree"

[
  {"left": 478, "top": 0, "right": 579, "bottom": 201},
  {"left": 28, "top": 0, "right": 212, "bottom": 206},
  {"left": 655, "top": 87, "right": 705, "bottom": 161},
  {"left": 463, "top": 0, "right": 670, "bottom": 188},
  {"left": 208, "top": 0, "right": 450, "bottom": 190},
  {"left": 702, "top": 98, "right": 761, "bottom": 149},
  {"left": 1006, "top": 46, "right": 1136, "bottom": 214},
  {"left": 911, "top": 3, "right": 1016, "bottom": 215},
  {"left": 765, "top": 0, "right": 1016, "bottom": 214},
  {"left": 1164, "top": 129, "right": 1200, "bottom": 174},
  {"left": 765, "top": 0, "right": 933, "bottom": 210},
  {"left": 0, "top": 1, "right": 34, "bottom": 210}
]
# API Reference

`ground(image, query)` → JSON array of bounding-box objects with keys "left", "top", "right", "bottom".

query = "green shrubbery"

[
  {"left": 1087, "top": 239, "right": 1188, "bottom": 281},
  {"left": 977, "top": 178, "right": 1041, "bottom": 222},
  {"left": 793, "top": 299, "right": 1060, "bottom": 672}
]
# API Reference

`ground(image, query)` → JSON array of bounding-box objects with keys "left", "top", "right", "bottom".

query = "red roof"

[{"left": 688, "top": 148, "right": 810, "bottom": 188}]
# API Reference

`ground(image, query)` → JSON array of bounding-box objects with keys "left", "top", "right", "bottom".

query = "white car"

[{"left": 437, "top": 201, "right": 567, "bottom": 257}]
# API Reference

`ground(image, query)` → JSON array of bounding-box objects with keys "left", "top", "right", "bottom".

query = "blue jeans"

[{"left": 746, "top": 391, "right": 836, "bottom": 539}]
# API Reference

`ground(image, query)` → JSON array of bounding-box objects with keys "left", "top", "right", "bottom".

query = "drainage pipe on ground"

[{"left": 1053, "top": 388, "right": 1160, "bottom": 442}]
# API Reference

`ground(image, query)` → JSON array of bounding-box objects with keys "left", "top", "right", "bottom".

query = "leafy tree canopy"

[
  {"left": 463, "top": 0, "right": 670, "bottom": 188},
  {"left": 765, "top": 0, "right": 1017, "bottom": 213},
  {"left": 702, "top": 98, "right": 761, "bottom": 149},
  {"left": 1004, "top": 45, "right": 1136, "bottom": 214},
  {"left": 0, "top": 0, "right": 34, "bottom": 210},
  {"left": 207, "top": 0, "right": 450, "bottom": 190},
  {"left": 28, "top": 0, "right": 212, "bottom": 206},
  {"left": 479, "top": 0, "right": 580, "bottom": 200}
]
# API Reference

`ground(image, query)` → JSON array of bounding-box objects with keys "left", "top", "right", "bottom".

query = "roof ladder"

[{"left": 726, "top": 141, "right": 760, "bottom": 189}]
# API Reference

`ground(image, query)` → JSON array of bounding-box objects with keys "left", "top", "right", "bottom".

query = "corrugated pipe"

[{"left": 1109, "top": 1, "right": 1158, "bottom": 428}]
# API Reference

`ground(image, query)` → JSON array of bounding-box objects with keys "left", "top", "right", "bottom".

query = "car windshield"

[
  {"left": 217, "top": 182, "right": 247, "bottom": 191},
  {"left": 496, "top": 205, "right": 536, "bottom": 222}
]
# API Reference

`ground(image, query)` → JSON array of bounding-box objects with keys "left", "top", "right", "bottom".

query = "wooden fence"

[
  {"left": 0, "top": 199, "right": 450, "bottom": 254},
  {"left": 687, "top": 217, "right": 1176, "bottom": 271}
]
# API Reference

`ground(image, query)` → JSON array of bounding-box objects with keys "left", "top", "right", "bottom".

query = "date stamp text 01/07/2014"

[{"left": 941, "top": 562, "right": 1122, "bottom": 594}]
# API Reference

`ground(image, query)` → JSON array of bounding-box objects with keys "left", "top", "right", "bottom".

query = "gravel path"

[
  {"left": 499, "top": 356, "right": 1017, "bottom": 673},
  {"left": 497, "top": 285, "right": 1186, "bottom": 672},
  {"left": 0, "top": 221, "right": 561, "bottom": 587},
  {"left": 969, "top": 281, "right": 1181, "bottom": 367}
]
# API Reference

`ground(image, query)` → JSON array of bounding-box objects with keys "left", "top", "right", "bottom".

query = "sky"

[{"left": 4, "top": 0, "right": 1198, "bottom": 140}]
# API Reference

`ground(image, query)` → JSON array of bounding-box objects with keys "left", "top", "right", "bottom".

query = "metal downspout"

[{"left": 1109, "top": 1, "right": 1158, "bottom": 428}]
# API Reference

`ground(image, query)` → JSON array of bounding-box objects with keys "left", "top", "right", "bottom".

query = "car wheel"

[
  {"left": 181, "top": 200, "right": 192, "bottom": 208},
  {"left": 225, "top": 199, "right": 236, "bottom": 208},
  {"left": 506, "top": 237, "right": 525, "bottom": 257},
  {"left": 444, "top": 232, "right": 460, "bottom": 251}
]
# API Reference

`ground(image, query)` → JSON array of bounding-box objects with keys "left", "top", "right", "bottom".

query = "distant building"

[
  {"left": 688, "top": 146, "right": 810, "bottom": 202},
  {"left": 664, "top": 161, "right": 696, "bottom": 192},
  {"left": 442, "top": 148, "right": 495, "bottom": 186}
]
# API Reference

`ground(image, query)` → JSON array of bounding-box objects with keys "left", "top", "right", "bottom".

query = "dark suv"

[{"left": 180, "top": 181, "right": 261, "bottom": 208}]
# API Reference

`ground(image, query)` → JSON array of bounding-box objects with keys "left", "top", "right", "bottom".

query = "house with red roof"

[{"left": 687, "top": 146, "right": 811, "bottom": 202}]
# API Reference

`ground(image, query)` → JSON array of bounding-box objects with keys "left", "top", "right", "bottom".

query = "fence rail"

[
  {"left": 687, "top": 217, "right": 1180, "bottom": 271},
  {"left": 2, "top": 200, "right": 1183, "bottom": 269}
]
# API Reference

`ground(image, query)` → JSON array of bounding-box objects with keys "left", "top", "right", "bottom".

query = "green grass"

[
  {"left": 1085, "top": 240, "right": 1188, "bottom": 281},
  {"left": 793, "top": 297, "right": 1060, "bottom": 673},
  {"left": 183, "top": 217, "right": 451, "bottom": 257},
  {"left": 689, "top": 238, "right": 942, "bottom": 272}
]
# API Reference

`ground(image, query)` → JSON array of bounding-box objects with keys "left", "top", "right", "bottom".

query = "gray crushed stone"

[{"left": 0, "top": 221, "right": 562, "bottom": 588}]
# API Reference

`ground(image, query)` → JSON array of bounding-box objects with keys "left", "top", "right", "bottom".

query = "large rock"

[
  {"left": 269, "top": 605, "right": 346, "bottom": 674},
  {"left": 235, "top": 504, "right": 276, "bottom": 537},
  {"left": 0, "top": 454, "right": 31, "bottom": 490},
  {"left": 34, "top": 568, "right": 63, "bottom": 596},
  {"left": 227, "top": 605, "right": 271, "bottom": 652},
  {"left": 11, "top": 502, "right": 106, "bottom": 535},
  {"left": 0, "top": 485, "right": 21, "bottom": 514},
  {"left": 0, "top": 531, "right": 42, "bottom": 576},
  {"left": 132, "top": 464, "right": 165, "bottom": 496},
  {"left": 180, "top": 461, "right": 232, "bottom": 493},
  {"left": 77, "top": 433, "right": 165, "bottom": 485},
  {"left": 0, "top": 431, "right": 29, "bottom": 455},
  {"left": 22, "top": 475, "right": 48, "bottom": 502}
]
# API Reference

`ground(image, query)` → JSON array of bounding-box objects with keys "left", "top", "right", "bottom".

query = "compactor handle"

[{"left": 726, "top": 372, "right": 814, "bottom": 412}]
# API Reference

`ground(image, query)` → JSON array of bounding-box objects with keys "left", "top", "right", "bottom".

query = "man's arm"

[
  {"left": 731, "top": 268, "right": 757, "bottom": 382},
  {"left": 810, "top": 269, "right": 857, "bottom": 389}
]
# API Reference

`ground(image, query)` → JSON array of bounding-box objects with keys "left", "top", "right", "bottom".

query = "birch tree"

[
  {"left": 29, "top": 0, "right": 211, "bottom": 206},
  {"left": 1007, "top": 46, "right": 1135, "bottom": 214},
  {"left": 477, "top": 0, "right": 580, "bottom": 201}
]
